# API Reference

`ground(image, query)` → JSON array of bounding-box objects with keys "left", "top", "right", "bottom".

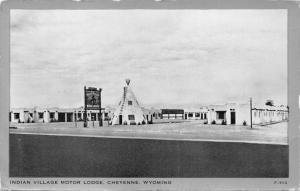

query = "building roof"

[{"left": 161, "top": 109, "right": 184, "bottom": 114}]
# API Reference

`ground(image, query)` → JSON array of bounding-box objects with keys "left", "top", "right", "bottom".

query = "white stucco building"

[
  {"left": 10, "top": 107, "right": 113, "bottom": 123},
  {"left": 205, "top": 102, "right": 288, "bottom": 126},
  {"left": 184, "top": 107, "right": 209, "bottom": 122}
]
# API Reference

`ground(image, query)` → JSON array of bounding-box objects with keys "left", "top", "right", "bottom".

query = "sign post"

[{"left": 75, "top": 110, "right": 77, "bottom": 128}]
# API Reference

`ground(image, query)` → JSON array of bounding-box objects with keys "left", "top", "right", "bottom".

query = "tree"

[{"left": 265, "top": 99, "right": 274, "bottom": 106}]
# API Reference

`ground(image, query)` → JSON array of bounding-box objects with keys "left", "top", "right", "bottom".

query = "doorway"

[
  {"left": 119, "top": 115, "right": 122, "bottom": 125},
  {"left": 67, "top": 113, "right": 73, "bottom": 122},
  {"left": 58, "top": 113, "right": 65, "bottom": 122},
  {"left": 231, "top": 112, "right": 236, "bottom": 124}
]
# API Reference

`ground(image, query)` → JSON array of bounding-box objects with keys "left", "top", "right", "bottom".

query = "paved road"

[
  {"left": 10, "top": 133, "right": 288, "bottom": 177},
  {"left": 10, "top": 121, "right": 288, "bottom": 145}
]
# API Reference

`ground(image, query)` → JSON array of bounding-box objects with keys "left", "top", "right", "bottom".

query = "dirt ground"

[{"left": 10, "top": 120, "right": 288, "bottom": 144}]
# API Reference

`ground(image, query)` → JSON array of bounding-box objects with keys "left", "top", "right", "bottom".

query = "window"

[
  {"left": 78, "top": 113, "right": 82, "bottom": 118},
  {"left": 204, "top": 113, "right": 207, "bottom": 119},
  {"left": 14, "top": 113, "right": 20, "bottom": 119},
  {"left": 128, "top": 101, "right": 133, "bottom": 105},
  {"left": 188, "top": 113, "right": 193, "bottom": 117},
  {"left": 128, "top": 115, "right": 135, "bottom": 120},
  {"left": 217, "top": 111, "right": 226, "bottom": 120},
  {"left": 39, "top": 112, "right": 44, "bottom": 119},
  {"left": 195, "top": 113, "right": 200, "bottom": 117},
  {"left": 50, "top": 112, "right": 55, "bottom": 118}
]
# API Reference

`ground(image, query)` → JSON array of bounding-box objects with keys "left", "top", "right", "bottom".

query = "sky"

[{"left": 10, "top": 10, "right": 287, "bottom": 109}]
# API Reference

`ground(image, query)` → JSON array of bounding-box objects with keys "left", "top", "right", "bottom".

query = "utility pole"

[
  {"left": 250, "top": 97, "right": 253, "bottom": 129},
  {"left": 84, "top": 86, "right": 87, "bottom": 128},
  {"left": 99, "top": 88, "right": 103, "bottom": 127}
]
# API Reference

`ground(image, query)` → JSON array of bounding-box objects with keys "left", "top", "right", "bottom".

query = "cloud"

[{"left": 10, "top": 10, "right": 287, "bottom": 108}]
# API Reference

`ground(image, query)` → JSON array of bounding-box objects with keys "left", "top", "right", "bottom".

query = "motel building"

[
  {"left": 142, "top": 107, "right": 161, "bottom": 123},
  {"left": 184, "top": 107, "right": 209, "bottom": 123},
  {"left": 206, "top": 102, "right": 288, "bottom": 126},
  {"left": 10, "top": 103, "right": 288, "bottom": 126},
  {"left": 206, "top": 103, "right": 248, "bottom": 125},
  {"left": 9, "top": 106, "right": 114, "bottom": 123},
  {"left": 161, "top": 109, "right": 184, "bottom": 119},
  {"left": 251, "top": 105, "right": 288, "bottom": 125}
]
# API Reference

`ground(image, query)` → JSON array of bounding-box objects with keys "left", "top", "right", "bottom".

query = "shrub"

[
  {"left": 138, "top": 122, "right": 141, "bottom": 125},
  {"left": 243, "top": 120, "right": 247, "bottom": 126},
  {"left": 130, "top": 121, "right": 136, "bottom": 125},
  {"left": 203, "top": 121, "right": 208, "bottom": 124},
  {"left": 211, "top": 120, "right": 216, "bottom": 124},
  {"left": 123, "top": 121, "right": 127, "bottom": 125},
  {"left": 142, "top": 120, "right": 146, "bottom": 125},
  {"left": 148, "top": 121, "right": 153, "bottom": 124}
]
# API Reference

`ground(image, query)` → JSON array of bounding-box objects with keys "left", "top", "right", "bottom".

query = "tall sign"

[
  {"left": 84, "top": 86, "right": 102, "bottom": 127},
  {"left": 86, "top": 87, "right": 100, "bottom": 110}
]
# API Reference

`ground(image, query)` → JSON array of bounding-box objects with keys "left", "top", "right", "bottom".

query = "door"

[
  {"left": 231, "top": 112, "right": 236, "bottom": 124},
  {"left": 91, "top": 113, "right": 97, "bottom": 121},
  {"left": 119, "top": 115, "right": 122, "bottom": 125},
  {"left": 67, "top": 113, "right": 73, "bottom": 122}
]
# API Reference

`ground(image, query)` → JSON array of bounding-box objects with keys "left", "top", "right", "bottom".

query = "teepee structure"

[{"left": 111, "top": 79, "right": 147, "bottom": 125}]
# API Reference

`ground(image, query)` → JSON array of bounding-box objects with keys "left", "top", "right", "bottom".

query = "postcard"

[{"left": 0, "top": 0, "right": 299, "bottom": 190}]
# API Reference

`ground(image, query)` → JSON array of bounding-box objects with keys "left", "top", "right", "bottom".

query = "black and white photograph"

[{"left": 7, "top": 9, "right": 290, "bottom": 179}]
